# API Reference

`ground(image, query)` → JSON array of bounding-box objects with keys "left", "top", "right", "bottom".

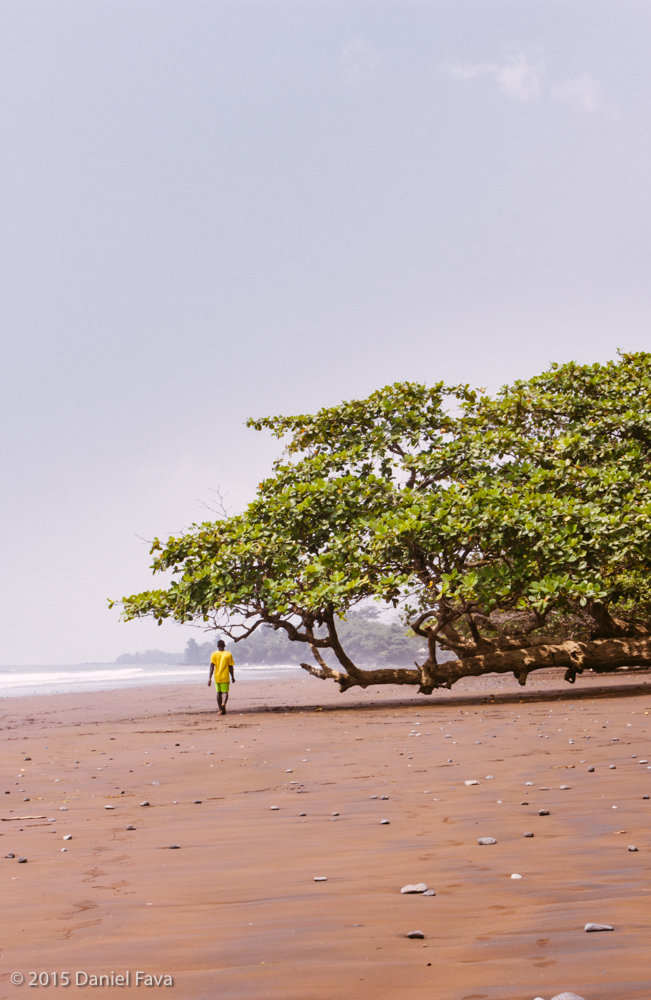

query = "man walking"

[{"left": 207, "top": 639, "right": 235, "bottom": 714}]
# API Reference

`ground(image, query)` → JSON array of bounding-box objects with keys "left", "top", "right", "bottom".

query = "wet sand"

[{"left": 2, "top": 669, "right": 651, "bottom": 1000}]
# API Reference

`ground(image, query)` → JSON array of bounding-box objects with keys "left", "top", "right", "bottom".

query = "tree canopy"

[{"left": 117, "top": 351, "right": 651, "bottom": 692}]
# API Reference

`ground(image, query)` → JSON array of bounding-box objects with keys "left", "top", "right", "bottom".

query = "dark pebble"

[
  {"left": 643, "top": 795, "right": 649, "bottom": 800},
  {"left": 407, "top": 930, "right": 425, "bottom": 939},
  {"left": 126, "top": 825, "right": 136, "bottom": 830},
  {"left": 523, "top": 832, "right": 534, "bottom": 838},
  {"left": 17, "top": 857, "right": 27, "bottom": 863},
  {"left": 140, "top": 801, "right": 150, "bottom": 807},
  {"left": 23, "top": 797, "right": 29, "bottom": 802},
  {"left": 538, "top": 809, "right": 549, "bottom": 816},
  {"left": 609, "top": 765, "right": 616, "bottom": 769},
  {"left": 5, "top": 853, "right": 15, "bottom": 858},
  {"left": 521, "top": 801, "right": 529, "bottom": 805},
  {"left": 194, "top": 800, "right": 202, "bottom": 804},
  {"left": 588, "top": 766, "right": 595, "bottom": 772},
  {"left": 169, "top": 845, "right": 180, "bottom": 849},
  {"left": 381, "top": 795, "right": 389, "bottom": 800}
]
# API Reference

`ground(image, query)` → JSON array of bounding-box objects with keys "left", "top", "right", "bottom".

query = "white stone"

[
  {"left": 464, "top": 780, "right": 480, "bottom": 786},
  {"left": 401, "top": 883, "right": 428, "bottom": 894},
  {"left": 584, "top": 922, "right": 614, "bottom": 932},
  {"left": 477, "top": 837, "right": 496, "bottom": 845}
]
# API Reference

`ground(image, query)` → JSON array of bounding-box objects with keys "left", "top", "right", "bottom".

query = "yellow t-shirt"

[{"left": 211, "top": 650, "right": 234, "bottom": 684}]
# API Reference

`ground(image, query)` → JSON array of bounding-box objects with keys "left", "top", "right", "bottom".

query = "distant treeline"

[{"left": 115, "top": 608, "right": 428, "bottom": 667}]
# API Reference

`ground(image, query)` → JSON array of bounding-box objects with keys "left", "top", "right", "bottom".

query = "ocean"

[{"left": 0, "top": 662, "right": 304, "bottom": 698}]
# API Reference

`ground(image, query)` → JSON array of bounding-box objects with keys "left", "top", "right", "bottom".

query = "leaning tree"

[{"left": 117, "top": 351, "right": 651, "bottom": 693}]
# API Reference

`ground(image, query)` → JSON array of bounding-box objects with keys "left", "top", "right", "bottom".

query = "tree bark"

[{"left": 300, "top": 636, "right": 651, "bottom": 693}]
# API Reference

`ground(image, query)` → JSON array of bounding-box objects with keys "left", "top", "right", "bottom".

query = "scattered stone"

[
  {"left": 639, "top": 759, "right": 648, "bottom": 764},
  {"left": 464, "top": 780, "right": 479, "bottom": 786},
  {"left": 485, "top": 775, "right": 494, "bottom": 780},
  {"left": 299, "top": 812, "right": 306, "bottom": 817},
  {"left": 104, "top": 805, "right": 115, "bottom": 810},
  {"left": 523, "top": 832, "right": 534, "bottom": 837},
  {"left": 286, "top": 769, "right": 292, "bottom": 773},
  {"left": 588, "top": 766, "right": 594, "bottom": 772},
  {"left": 609, "top": 764, "right": 616, "bottom": 769},
  {"left": 126, "top": 825, "right": 136, "bottom": 830},
  {"left": 521, "top": 801, "right": 529, "bottom": 805},
  {"left": 5, "top": 853, "right": 15, "bottom": 858},
  {"left": 370, "top": 795, "right": 378, "bottom": 799},
  {"left": 550, "top": 993, "right": 587, "bottom": 1000},
  {"left": 332, "top": 811, "right": 339, "bottom": 816},
  {"left": 524, "top": 781, "right": 533, "bottom": 786},
  {"left": 478, "top": 837, "right": 496, "bottom": 845},
  {"left": 194, "top": 800, "right": 202, "bottom": 804},
  {"left": 270, "top": 806, "right": 279, "bottom": 811},
  {"left": 60, "top": 806, "right": 68, "bottom": 811},
  {"left": 401, "top": 883, "right": 428, "bottom": 894},
  {"left": 140, "top": 801, "right": 150, "bottom": 807},
  {"left": 17, "top": 857, "right": 27, "bottom": 863},
  {"left": 381, "top": 819, "right": 390, "bottom": 825},
  {"left": 510, "top": 873, "right": 522, "bottom": 879},
  {"left": 23, "top": 797, "right": 29, "bottom": 801},
  {"left": 169, "top": 845, "right": 180, "bottom": 849},
  {"left": 406, "top": 930, "right": 425, "bottom": 939},
  {"left": 63, "top": 835, "right": 72, "bottom": 841},
  {"left": 314, "top": 876, "right": 327, "bottom": 881},
  {"left": 559, "top": 785, "right": 571, "bottom": 790},
  {"left": 643, "top": 795, "right": 649, "bottom": 800},
  {"left": 538, "top": 809, "right": 550, "bottom": 816},
  {"left": 628, "top": 845, "right": 638, "bottom": 851},
  {"left": 61, "top": 848, "right": 66, "bottom": 852},
  {"left": 585, "top": 922, "right": 614, "bottom": 932},
  {"left": 423, "top": 889, "right": 436, "bottom": 896},
  {"left": 380, "top": 795, "right": 389, "bottom": 800}
]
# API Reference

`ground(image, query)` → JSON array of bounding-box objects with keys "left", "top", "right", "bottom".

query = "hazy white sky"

[{"left": 1, "top": 0, "right": 650, "bottom": 663}]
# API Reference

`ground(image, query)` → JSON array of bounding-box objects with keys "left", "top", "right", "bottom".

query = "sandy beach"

[{"left": 2, "top": 669, "right": 651, "bottom": 1000}]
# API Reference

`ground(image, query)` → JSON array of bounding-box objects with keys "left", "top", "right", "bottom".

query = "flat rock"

[
  {"left": 422, "top": 889, "right": 436, "bottom": 895},
  {"left": 523, "top": 832, "right": 534, "bottom": 837},
  {"left": 464, "top": 780, "right": 479, "bottom": 785},
  {"left": 551, "top": 993, "right": 587, "bottom": 1000},
  {"left": 585, "top": 922, "right": 614, "bottom": 932},
  {"left": 538, "top": 809, "right": 550, "bottom": 816},
  {"left": 17, "top": 857, "right": 27, "bottom": 863},
  {"left": 126, "top": 825, "right": 136, "bottom": 830},
  {"left": 140, "top": 801, "right": 150, "bottom": 807},
  {"left": 5, "top": 853, "right": 15, "bottom": 858},
  {"left": 314, "top": 876, "right": 327, "bottom": 882},
  {"left": 169, "top": 845, "right": 180, "bottom": 849},
  {"left": 104, "top": 804, "right": 115, "bottom": 809},
  {"left": 628, "top": 845, "right": 638, "bottom": 851},
  {"left": 478, "top": 837, "right": 496, "bottom": 845},
  {"left": 380, "top": 819, "right": 390, "bottom": 825},
  {"left": 401, "top": 883, "right": 428, "bottom": 894},
  {"left": 406, "top": 930, "right": 424, "bottom": 939}
]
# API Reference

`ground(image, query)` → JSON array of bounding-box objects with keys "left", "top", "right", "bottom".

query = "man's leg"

[
  {"left": 221, "top": 689, "right": 228, "bottom": 714},
  {"left": 216, "top": 688, "right": 223, "bottom": 712}
]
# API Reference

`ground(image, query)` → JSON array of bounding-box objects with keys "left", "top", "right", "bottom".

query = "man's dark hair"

[{"left": 217, "top": 639, "right": 225, "bottom": 650}]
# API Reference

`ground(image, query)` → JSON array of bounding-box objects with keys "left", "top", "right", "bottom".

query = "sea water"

[{"left": 0, "top": 662, "right": 303, "bottom": 697}]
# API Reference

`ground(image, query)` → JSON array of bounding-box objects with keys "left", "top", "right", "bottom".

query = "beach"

[{"left": 2, "top": 669, "right": 651, "bottom": 1000}]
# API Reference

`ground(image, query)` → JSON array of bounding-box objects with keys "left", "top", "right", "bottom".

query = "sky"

[{"left": 1, "top": 0, "right": 650, "bottom": 664}]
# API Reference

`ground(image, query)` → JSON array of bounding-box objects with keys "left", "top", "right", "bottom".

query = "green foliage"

[{"left": 118, "top": 352, "right": 651, "bottom": 679}]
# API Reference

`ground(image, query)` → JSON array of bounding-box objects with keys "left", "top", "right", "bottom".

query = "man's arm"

[
  {"left": 207, "top": 661, "right": 214, "bottom": 688},
  {"left": 229, "top": 655, "right": 235, "bottom": 682}
]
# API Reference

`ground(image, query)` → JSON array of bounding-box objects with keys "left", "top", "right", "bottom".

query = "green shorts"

[{"left": 215, "top": 682, "right": 230, "bottom": 693}]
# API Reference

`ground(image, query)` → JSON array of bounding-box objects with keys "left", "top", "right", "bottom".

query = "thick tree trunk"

[{"left": 300, "top": 636, "right": 651, "bottom": 694}]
